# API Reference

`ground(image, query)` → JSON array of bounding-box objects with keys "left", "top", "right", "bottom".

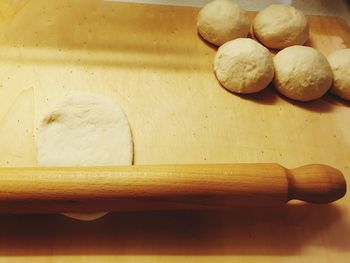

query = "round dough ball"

[
  {"left": 253, "top": 5, "right": 309, "bottom": 49},
  {"left": 37, "top": 94, "right": 134, "bottom": 221},
  {"left": 197, "top": 0, "right": 250, "bottom": 46},
  {"left": 328, "top": 49, "right": 350, "bottom": 100},
  {"left": 214, "top": 38, "right": 274, "bottom": 93},
  {"left": 273, "top": 46, "right": 333, "bottom": 101}
]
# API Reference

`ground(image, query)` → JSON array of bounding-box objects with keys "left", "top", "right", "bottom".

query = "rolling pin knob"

[{"left": 287, "top": 164, "right": 347, "bottom": 203}]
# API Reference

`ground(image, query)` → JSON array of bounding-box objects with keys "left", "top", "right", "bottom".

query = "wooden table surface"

[{"left": 0, "top": 0, "right": 349, "bottom": 262}]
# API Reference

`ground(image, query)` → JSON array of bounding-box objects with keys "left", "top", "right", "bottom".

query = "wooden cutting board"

[{"left": 0, "top": 0, "right": 349, "bottom": 262}]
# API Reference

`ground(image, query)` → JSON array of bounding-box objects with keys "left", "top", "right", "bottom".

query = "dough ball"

[
  {"left": 253, "top": 5, "right": 309, "bottom": 49},
  {"left": 214, "top": 38, "right": 274, "bottom": 93},
  {"left": 273, "top": 46, "right": 333, "bottom": 101},
  {"left": 37, "top": 94, "right": 133, "bottom": 221},
  {"left": 328, "top": 49, "right": 350, "bottom": 100},
  {"left": 197, "top": 0, "right": 250, "bottom": 46}
]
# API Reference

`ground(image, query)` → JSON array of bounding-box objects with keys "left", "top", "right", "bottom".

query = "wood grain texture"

[
  {"left": 0, "top": 0, "right": 349, "bottom": 262},
  {"left": 0, "top": 164, "right": 345, "bottom": 213}
]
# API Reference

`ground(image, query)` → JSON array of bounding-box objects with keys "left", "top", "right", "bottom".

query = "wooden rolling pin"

[{"left": 0, "top": 163, "right": 346, "bottom": 213}]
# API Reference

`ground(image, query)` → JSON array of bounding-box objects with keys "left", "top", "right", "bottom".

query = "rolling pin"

[{"left": 0, "top": 163, "right": 346, "bottom": 214}]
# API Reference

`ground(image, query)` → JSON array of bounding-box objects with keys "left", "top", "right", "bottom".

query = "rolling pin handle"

[{"left": 287, "top": 164, "right": 346, "bottom": 204}]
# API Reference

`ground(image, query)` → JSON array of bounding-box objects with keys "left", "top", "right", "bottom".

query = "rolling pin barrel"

[{"left": 0, "top": 164, "right": 346, "bottom": 213}]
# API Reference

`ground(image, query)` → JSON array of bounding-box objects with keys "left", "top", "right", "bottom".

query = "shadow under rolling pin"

[{"left": 0, "top": 163, "right": 346, "bottom": 214}]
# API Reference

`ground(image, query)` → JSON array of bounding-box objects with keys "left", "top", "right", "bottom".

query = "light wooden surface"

[{"left": 0, "top": 0, "right": 349, "bottom": 262}]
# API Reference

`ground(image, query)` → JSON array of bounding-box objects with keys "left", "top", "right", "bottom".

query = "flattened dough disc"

[{"left": 36, "top": 93, "right": 133, "bottom": 221}]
